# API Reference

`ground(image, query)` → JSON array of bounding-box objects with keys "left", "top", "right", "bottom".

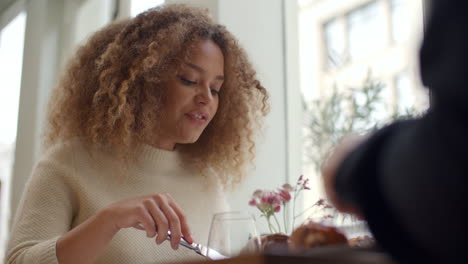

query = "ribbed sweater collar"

[{"left": 137, "top": 144, "right": 182, "bottom": 173}]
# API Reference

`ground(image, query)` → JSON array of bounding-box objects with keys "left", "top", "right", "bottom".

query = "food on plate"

[
  {"left": 348, "top": 235, "right": 375, "bottom": 248},
  {"left": 289, "top": 221, "right": 348, "bottom": 253},
  {"left": 260, "top": 233, "right": 289, "bottom": 252}
]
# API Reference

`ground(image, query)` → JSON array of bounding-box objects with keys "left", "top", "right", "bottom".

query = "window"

[
  {"left": 325, "top": 18, "right": 347, "bottom": 68},
  {"left": 0, "top": 11, "right": 27, "bottom": 260},
  {"left": 300, "top": 0, "right": 426, "bottom": 230},
  {"left": 131, "top": 0, "right": 165, "bottom": 17},
  {"left": 324, "top": 0, "right": 415, "bottom": 69},
  {"left": 391, "top": 0, "right": 410, "bottom": 44},
  {"left": 347, "top": 1, "right": 386, "bottom": 62}
]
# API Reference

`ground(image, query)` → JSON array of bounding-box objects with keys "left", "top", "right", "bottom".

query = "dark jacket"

[{"left": 335, "top": 1, "right": 468, "bottom": 263}]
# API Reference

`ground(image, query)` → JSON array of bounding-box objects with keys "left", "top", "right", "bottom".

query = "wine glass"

[{"left": 207, "top": 211, "right": 262, "bottom": 258}]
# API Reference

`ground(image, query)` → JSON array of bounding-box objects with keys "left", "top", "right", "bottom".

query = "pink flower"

[
  {"left": 264, "top": 192, "right": 281, "bottom": 207},
  {"left": 302, "top": 179, "right": 310, "bottom": 190},
  {"left": 248, "top": 175, "right": 316, "bottom": 235},
  {"left": 278, "top": 189, "right": 291, "bottom": 202},
  {"left": 282, "top": 183, "right": 294, "bottom": 192},
  {"left": 274, "top": 205, "right": 281, "bottom": 212},
  {"left": 253, "top": 189, "right": 263, "bottom": 197}
]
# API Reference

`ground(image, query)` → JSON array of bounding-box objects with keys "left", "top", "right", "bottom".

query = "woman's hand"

[
  {"left": 321, "top": 135, "right": 366, "bottom": 219},
  {"left": 102, "top": 193, "right": 193, "bottom": 249},
  {"left": 57, "top": 193, "right": 191, "bottom": 264}
]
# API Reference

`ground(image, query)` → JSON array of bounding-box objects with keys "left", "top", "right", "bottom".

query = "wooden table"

[{"left": 182, "top": 246, "right": 397, "bottom": 264}]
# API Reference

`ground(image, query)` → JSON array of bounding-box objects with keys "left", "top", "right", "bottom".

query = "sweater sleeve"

[
  {"left": 335, "top": 107, "right": 468, "bottom": 264},
  {"left": 333, "top": 1, "right": 468, "bottom": 263},
  {"left": 6, "top": 145, "right": 78, "bottom": 264}
]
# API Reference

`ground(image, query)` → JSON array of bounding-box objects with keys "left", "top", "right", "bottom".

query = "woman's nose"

[{"left": 195, "top": 87, "right": 213, "bottom": 105}]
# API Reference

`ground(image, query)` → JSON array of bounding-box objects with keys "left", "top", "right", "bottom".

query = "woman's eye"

[
  {"left": 179, "top": 76, "right": 197, "bottom": 85},
  {"left": 211, "top": 89, "right": 220, "bottom": 95}
]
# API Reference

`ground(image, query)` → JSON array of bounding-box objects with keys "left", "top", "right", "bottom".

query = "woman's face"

[{"left": 154, "top": 39, "right": 225, "bottom": 150}]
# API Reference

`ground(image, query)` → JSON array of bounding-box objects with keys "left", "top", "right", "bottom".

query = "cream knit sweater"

[{"left": 6, "top": 140, "right": 228, "bottom": 264}]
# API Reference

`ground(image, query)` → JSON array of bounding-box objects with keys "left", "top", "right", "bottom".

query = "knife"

[{"left": 167, "top": 231, "right": 228, "bottom": 260}]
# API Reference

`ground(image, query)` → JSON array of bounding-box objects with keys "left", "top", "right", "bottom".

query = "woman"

[{"left": 6, "top": 4, "right": 268, "bottom": 264}]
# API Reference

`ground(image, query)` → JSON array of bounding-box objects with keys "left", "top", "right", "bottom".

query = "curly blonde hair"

[{"left": 45, "top": 4, "right": 269, "bottom": 187}]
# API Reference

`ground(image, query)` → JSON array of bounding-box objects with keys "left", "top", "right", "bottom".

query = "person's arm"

[
  {"left": 322, "top": 1, "right": 468, "bottom": 263},
  {"left": 6, "top": 155, "right": 78, "bottom": 264},
  {"left": 56, "top": 193, "right": 193, "bottom": 264},
  {"left": 326, "top": 110, "right": 467, "bottom": 263},
  {"left": 55, "top": 209, "right": 118, "bottom": 264},
  {"left": 7, "top": 149, "right": 192, "bottom": 264}
]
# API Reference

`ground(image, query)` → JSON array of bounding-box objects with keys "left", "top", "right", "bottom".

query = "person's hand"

[
  {"left": 101, "top": 193, "right": 193, "bottom": 250},
  {"left": 322, "top": 135, "right": 366, "bottom": 219}
]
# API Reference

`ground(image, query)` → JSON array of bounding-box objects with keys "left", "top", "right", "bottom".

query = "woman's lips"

[{"left": 185, "top": 112, "right": 208, "bottom": 125}]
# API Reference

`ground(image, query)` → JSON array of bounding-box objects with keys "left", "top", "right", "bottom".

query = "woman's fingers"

[
  {"left": 155, "top": 194, "right": 182, "bottom": 250},
  {"left": 161, "top": 207, "right": 181, "bottom": 249},
  {"left": 144, "top": 198, "right": 169, "bottom": 245},
  {"left": 168, "top": 197, "right": 193, "bottom": 244},
  {"left": 135, "top": 205, "right": 157, "bottom": 238},
  {"left": 109, "top": 193, "right": 191, "bottom": 250}
]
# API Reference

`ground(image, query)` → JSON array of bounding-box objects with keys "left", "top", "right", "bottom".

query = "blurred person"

[
  {"left": 6, "top": 4, "right": 268, "bottom": 264},
  {"left": 322, "top": 0, "right": 468, "bottom": 263}
]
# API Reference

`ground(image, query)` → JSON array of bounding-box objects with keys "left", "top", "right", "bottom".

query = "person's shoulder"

[
  {"left": 34, "top": 138, "right": 91, "bottom": 180},
  {"left": 40, "top": 138, "right": 124, "bottom": 179},
  {"left": 20, "top": 140, "right": 86, "bottom": 205},
  {"left": 41, "top": 138, "right": 88, "bottom": 164}
]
